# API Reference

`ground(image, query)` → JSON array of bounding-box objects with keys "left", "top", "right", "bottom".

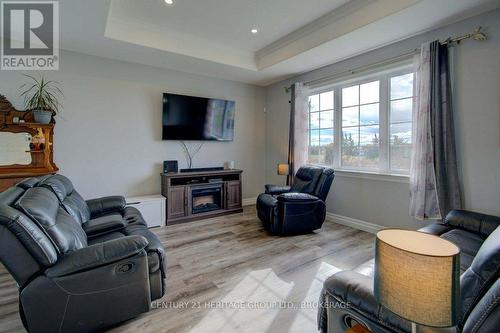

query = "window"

[
  {"left": 308, "top": 91, "right": 334, "bottom": 164},
  {"left": 389, "top": 73, "right": 414, "bottom": 171},
  {"left": 307, "top": 65, "right": 414, "bottom": 175},
  {"left": 341, "top": 81, "right": 380, "bottom": 168}
]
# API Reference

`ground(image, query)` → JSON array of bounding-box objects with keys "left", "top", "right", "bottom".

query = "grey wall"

[
  {"left": 265, "top": 9, "right": 500, "bottom": 228},
  {"left": 0, "top": 50, "right": 266, "bottom": 199}
]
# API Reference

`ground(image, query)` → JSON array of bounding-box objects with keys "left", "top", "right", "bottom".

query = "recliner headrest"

[
  {"left": 39, "top": 174, "right": 75, "bottom": 201},
  {"left": 14, "top": 187, "right": 87, "bottom": 254},
  {"left": 0, "top": 186, "right": 26, "bottom": 206},
  {"left": 290, "top": 165, "right": 326, "bottom": 195},
  {"left": 15, "top": 175, "right": 50, "bottom": 190},
  {"left": 295, "top": 166, "right": 324, "bottom": 181}
]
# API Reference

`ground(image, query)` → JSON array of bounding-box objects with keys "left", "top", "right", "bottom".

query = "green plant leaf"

[{"left": 19, "top": 74, "right": 62, "bottom": 113}]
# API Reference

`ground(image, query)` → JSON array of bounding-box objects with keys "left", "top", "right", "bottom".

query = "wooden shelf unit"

[{"left": 161, "top": 169, "right": 243, "bottom": 225}]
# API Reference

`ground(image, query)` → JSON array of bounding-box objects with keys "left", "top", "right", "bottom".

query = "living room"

[{"left": 0, "top": 1, "right": 499, "bottom": 332}]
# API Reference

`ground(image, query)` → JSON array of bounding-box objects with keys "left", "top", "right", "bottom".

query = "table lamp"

[
  {"left": 277, "top": 163, "right": 289, "bottom": 176},
  {"left": 374, "top": 229, "right": 460, "bottom": 333}
]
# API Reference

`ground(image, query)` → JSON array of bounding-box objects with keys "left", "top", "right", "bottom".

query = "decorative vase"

[{"left": 33, "top": 110, "right": 52, "bottom": 124}]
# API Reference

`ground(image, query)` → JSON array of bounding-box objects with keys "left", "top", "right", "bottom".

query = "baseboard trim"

[
  {"left": 325, "top": 212, "right": 383, "bottom": 234},
  {"left": 242, "top": 197, "right": 257, "bottom": 206}
]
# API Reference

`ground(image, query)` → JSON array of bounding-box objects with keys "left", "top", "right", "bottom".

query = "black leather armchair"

[
  {"left": 0, "top": 174, "right": 166, "bottom": 333},
  {"left": 318, "top": 209, "right": 500, "bottom": 333},
  {"left": 257, "top": 165, "right": 334, "bottom": 235}
]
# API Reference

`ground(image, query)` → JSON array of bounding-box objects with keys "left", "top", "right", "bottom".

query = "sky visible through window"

[
  {"left": 308, "top": 71, "right": 414, "bottom": 173},
  {"left": 390, "top": 73, "right": 414, "bottom": 170}
]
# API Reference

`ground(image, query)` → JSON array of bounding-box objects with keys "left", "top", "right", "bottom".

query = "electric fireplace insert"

[{"left": 191, "top": 185, "right": 223, "bottom": 214}]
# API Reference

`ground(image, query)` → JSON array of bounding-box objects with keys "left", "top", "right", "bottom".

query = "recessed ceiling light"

[
  {"left": 164, "top": 0, "right": 173, "bottom": 5},
  {"left": 251, "top": 28, "right": 258, "bottom": 34}
]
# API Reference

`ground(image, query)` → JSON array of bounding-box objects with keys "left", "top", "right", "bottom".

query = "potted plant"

[{"left": 20, "top": 74, "right": 62, "bottom": 124}]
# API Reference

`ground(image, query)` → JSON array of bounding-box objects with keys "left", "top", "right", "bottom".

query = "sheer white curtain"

[
  {"left": 292, "top": 83, "right": 310, "bottom": 170},
  {"left": 409, "top": 43, "right": 441, "bottom": 220}
]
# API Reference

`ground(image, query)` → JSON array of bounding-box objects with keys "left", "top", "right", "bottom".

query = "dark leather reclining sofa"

[
  {"left": 0, "top": 174, "right": 166, "bottom": 333},
  {"left": 318, "top": 209, "right": 500, "bottom": 333}
]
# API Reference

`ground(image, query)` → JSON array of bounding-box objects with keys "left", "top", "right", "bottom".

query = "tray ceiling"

[{"left": 54, "top": 0, "right": 500, "bottom": 85}]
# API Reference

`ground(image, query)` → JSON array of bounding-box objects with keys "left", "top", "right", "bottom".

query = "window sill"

[{"left": 335, "top": 169, "right": 409, "bottom": 184}]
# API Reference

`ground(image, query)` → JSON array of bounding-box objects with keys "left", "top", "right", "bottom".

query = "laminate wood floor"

[{"left": 0, "top": 206, "right": 374, "bottom": 333}]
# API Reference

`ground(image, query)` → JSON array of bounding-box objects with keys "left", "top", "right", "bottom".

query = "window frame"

[{"left": 307, "top": 62, "right": 414, "bottom": 176}]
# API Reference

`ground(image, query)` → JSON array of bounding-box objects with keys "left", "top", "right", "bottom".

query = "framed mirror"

[{"left": 0, "top": 132, "right": 33, "bottom": 166}]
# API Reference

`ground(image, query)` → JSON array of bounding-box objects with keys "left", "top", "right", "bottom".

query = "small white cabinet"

[{"left": 126, "top": 195, "right": 166, "bottom": 228}]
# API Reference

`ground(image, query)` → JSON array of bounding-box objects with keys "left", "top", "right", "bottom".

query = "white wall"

[
  {"left": 265, "top": 9, "right": 500, "bottom": 229},
  {"left": 0, "top": 51, "right": 266, "bottom": 199}
]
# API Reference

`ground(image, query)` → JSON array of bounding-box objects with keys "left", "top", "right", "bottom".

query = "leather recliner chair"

[
  {"left": 318, "top": 209, "right": 500, "bottom": 333},
  {"left": 256, "top": 165, "right": 334, "bottom": 235},
  {"left": 0, "top": 174, "right": 166, "bottom": 333}
]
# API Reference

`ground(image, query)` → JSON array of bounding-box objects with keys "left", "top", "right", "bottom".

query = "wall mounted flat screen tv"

[{"left": 162, "top": 93, "right": 235, "bottom": 141}]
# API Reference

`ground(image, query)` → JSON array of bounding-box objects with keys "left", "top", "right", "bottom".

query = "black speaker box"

[{"left": 163, "top": 160, "right": 178, "bottom": 173}]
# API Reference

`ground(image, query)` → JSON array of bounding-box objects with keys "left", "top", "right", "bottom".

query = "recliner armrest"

[
  {"left": 445, "top": 209, "right": 500, "bottom": 238},
  {"left": 82, "top": 214, "right": 126, "bottom": 237},
  {"left": 277, "top": 192, "right": 320, "bottom": 202},
  {"left": 323, "top": 271, "right": 379, "bottom": 318},
  {"left": 418, "top": 223, "right": 452, "bottom": 236},
  {"left": 322, "top": 271, "right": 412, "bottom": 332},
  {"left": 265, "top": 185, "right": 291, "bottom": 195},
  {"left": 46, "top": 235, "right": 148, "bottom": 277},
  {"left": 86, "top": 195, "right": 126, "bottom": 218}
]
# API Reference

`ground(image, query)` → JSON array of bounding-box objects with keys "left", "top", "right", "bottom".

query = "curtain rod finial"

[{"left": 472, "top": 26, "right": 487, "bottom": 41}]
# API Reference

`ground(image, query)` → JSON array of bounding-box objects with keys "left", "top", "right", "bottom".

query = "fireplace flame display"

[{"left": 192, "top": 186, "right": 222, "bottom": 214}]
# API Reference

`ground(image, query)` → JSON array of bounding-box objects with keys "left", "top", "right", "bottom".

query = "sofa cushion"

[
  {"left": 441, "top": 229, "right": 484, "bottom": 272},
  {"left": 83, "top": 214, "right": 126, "bottom": 237},
  {"left": 277, "top": 192, "right": 319, "bottom": 202},
  {"left": 88, "top": 231, "right": 125, "bottom": 245},
  {"left": 15, "top": 187, "right": 87, "bottom": 254},
  {"left": 63, "top": 190, "right": 91, "bottom": 224},
  {"left": 459, "top": 226, "right": 500, "bottom": 325},
  {"left": 446, "top": 209, "right": 500, "bottom": 238},
  {"left": 418, "top": 223, "right": 452, "bottom": 236},
  {"left": 89, "top": 221, "right": 165, "bottom": 271},
  {"left": 39, "top": 174, "right": 91, "bottom": 224}
]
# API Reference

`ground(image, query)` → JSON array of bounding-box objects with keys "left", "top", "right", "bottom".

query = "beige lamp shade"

[
  {"left": 277, "top": 163, "right": 290, "bottom": 176},
  {"left": 374, "top": 229, "right": 460, "bottom": 327}
]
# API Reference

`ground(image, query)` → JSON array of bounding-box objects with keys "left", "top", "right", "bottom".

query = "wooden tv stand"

[{"left": 161, "top": 169, "right": 242, "bottom": 225}]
